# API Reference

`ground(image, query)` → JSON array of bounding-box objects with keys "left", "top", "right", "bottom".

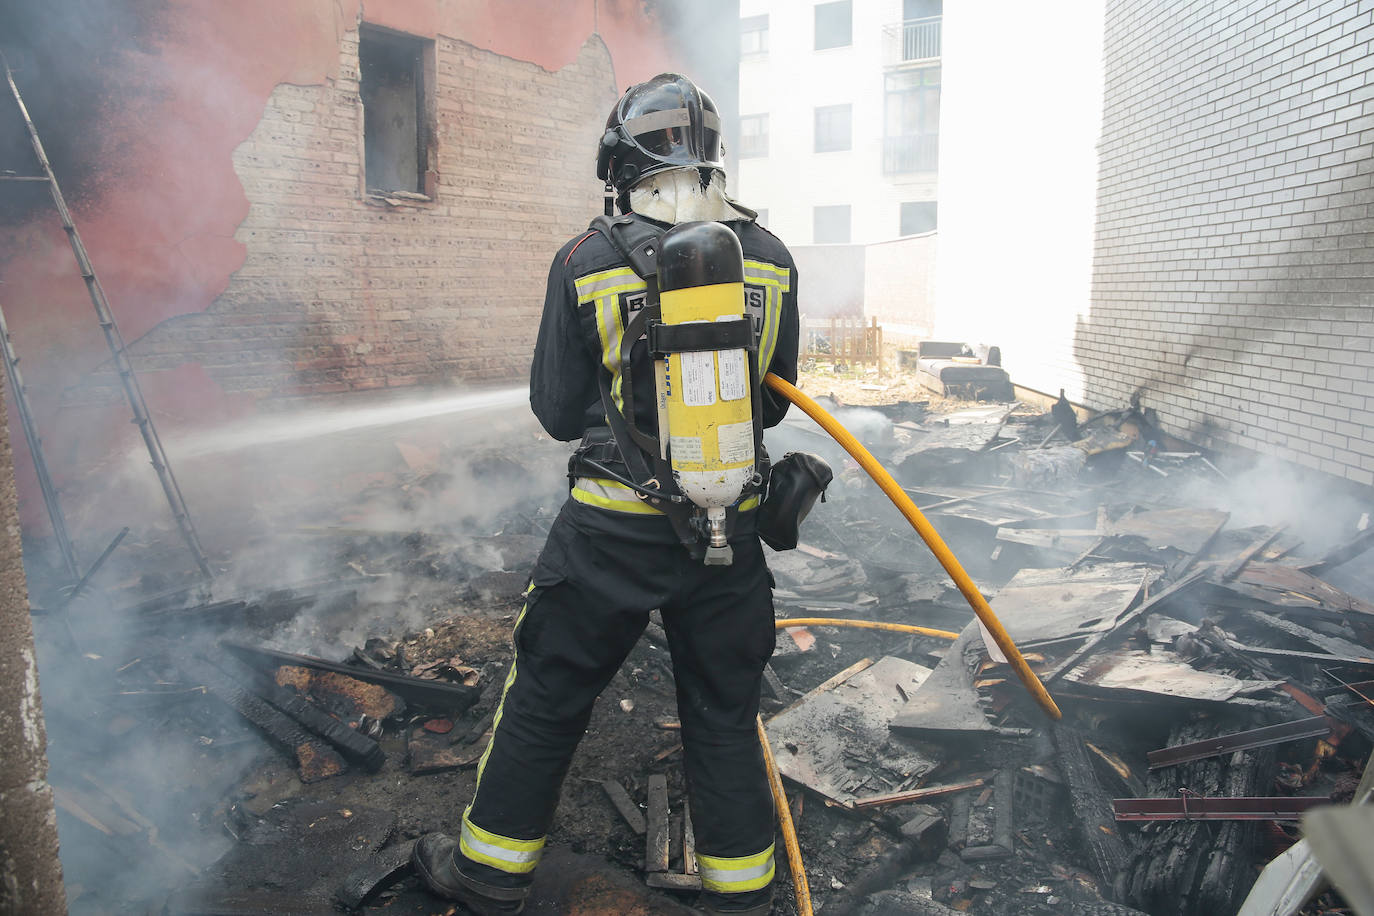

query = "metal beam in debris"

[
  {"left": 1113, "top": 795, "right": 1329, "bottom": 822},
  {"left": 1147, "top": 716, "right": 1332, "bottom": 770}
]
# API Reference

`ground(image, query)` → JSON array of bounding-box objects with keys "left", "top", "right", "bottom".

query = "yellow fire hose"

[
  {"left": 757, "top": 618, "right": 955, "bottom": 915},
  {"left": 753, "top": 376, "right": 1063, "bottom": 916},
  {"left": 763, "top": 372, "right": 1062, "bottom": 722},
  {"left": 757, "top": 715, "right": 812, "bottom": 915},
  {"left": 775, "top": 617, "right": 959, "bottom": 641}
]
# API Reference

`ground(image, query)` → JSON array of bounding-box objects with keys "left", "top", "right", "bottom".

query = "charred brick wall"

[
  {"left": 1082, "top": 1, "right": 1374, "bottom": 485},
  {"left": 121, "top": 32, "right": 616, "bottom": 398}
]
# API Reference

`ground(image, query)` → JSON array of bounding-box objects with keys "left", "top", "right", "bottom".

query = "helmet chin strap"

[{"left": 630, "top": 168, "right": 752, "bottom": 224}]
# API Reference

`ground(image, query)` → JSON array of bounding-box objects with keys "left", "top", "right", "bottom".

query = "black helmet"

[{"left": 596, "top": 73, "right": 725, "bottom": 196}]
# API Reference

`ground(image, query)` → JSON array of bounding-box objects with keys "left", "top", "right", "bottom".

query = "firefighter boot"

[
  {"left": 699, "top": 886, "right": 774, "bottom": 914},
  {"left": 412, "top": 833, "right": 528, "bottom": 914}
]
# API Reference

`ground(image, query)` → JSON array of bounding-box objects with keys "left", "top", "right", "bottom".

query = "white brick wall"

[{"left": 1086, "top": 0, "right": 1374, "bottom": 485}]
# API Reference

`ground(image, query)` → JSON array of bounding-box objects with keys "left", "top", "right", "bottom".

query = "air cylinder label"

[
  {"left": 681, "top": 350, "right": 717, "bottom": 406},
  {"left": 717, "top": 420, "right": 755, "bottom": 464},
  {"left": 670, "top": 435, "right": 705, "bottom": 463},
  {"left": 718, "top": 348, "right": 748, "bottom": 401}
]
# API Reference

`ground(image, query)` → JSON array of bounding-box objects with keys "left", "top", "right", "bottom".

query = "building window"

[
  {"left": 814, "top": 205, "right": 851, "bottom": 243},
  {"left": 814, "top": 1, "right": 852, "bottom": 50},
  {"left": 359, "top": 27, "right": 433, "bottom": 195},
  {"left": 883, "top": 67, "right": 941, "bottom": 174},
  {"left": 900, "top": 201, "right": 938, "bottom": 235},
  {"left": 739, "top": 114, "right": 769, "bottom": 158},
  {"left": 741, "top": 14, "right": 769, "bottom": 57},
  {"left": 814, "top": 104, "right": 852, "bottom": 153}
]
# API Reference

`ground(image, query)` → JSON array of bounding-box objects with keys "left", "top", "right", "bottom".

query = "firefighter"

[{"left": 412, "top": 73, "right": 799, "bottom": 915}]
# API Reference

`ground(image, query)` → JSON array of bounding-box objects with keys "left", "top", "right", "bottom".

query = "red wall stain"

[{"left": 0, "top": 0, "right": 687, "bottom": 538}]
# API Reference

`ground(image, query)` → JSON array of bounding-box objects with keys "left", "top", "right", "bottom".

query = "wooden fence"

[{"left": 801, "top": 315, "right": 884, "bottom": 375}]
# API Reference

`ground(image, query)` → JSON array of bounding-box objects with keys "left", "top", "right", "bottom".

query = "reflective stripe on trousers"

[
  {"left": 697, "top": 844, "right": 776, "bottom": 893},
  {"left": 459, "top": 812, "right": 545, "bottom": 875},
  {"left": 460, "top": 581, "right": 546, "bottom": 876}
]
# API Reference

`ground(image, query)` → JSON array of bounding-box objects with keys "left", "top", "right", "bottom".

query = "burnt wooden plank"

[
  {"left": 682, "top": 804, "right": 696, "bottom": 876},
  {"left": 1241, "top": 610, "right": 1374, "bottom": 663},
  {"left": 222, "top": 640, "right": 479, "bottom": 713},
  {"left": 1046, "top": 571, "right": 1208, "bottom": 683},
  {"left": 1052, "top": 724, "right": 1129, "bottom": 894},
  {"left": 851, "top": 777, "right": 988, "bottom": 809},
  {"left": 1301, "top": 525, "right": 1374, "bottom": 575},
  {"left": 601, "top": 779, "right": 646, "bottom": 835},
  {"left": 178, "top": 653, "right": 346, "bottom": 783},
  {"left": 212, "top": 653, "right": 384, "bottom": 771},
  {"left": 1220, "top": 526, "right": 1284, "bottom": 581},
  {"left": 1119, "top": 717, "right": 1277, "bottom": 916},
  {"left": 645, "top": 774, "right": 670, "bottom": 874}
]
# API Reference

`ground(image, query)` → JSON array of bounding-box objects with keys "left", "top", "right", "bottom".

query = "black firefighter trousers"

[{"left": 458, "top": 497, "right": 778, "bottom": 896}]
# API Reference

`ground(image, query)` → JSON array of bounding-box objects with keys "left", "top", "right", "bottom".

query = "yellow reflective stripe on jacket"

[
  {"left": 574, "top": 265, "right": 640, "bottom": 300},
  {"left": 577, "top": 258, "right": 790, "bottom": 418},
  {"left": 572, "top": 477, "right": 760, "bottom": 515},
  {"left": 572, "top": 477, "right": 662, "bottom": 514},
  {"left": 459, "top": 813, "right": 545, "bottom": 875},
  {"left": 697, "top": 845, "right": 776, "bottom": 893},
  {"left": 576, "top": 267, "right": 641, "bottom": 414},
  {"left": 744, "top": 259, "right": 790, "bottom": 377}
]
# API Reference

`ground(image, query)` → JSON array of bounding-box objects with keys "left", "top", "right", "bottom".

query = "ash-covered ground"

[{"left": 24, "top": 368, "right": 1374, "bottom": 915}]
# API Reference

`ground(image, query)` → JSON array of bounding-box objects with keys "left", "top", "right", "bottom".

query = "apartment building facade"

[{"left": 734, "top": 0, "right": 943, "bottom": 324}]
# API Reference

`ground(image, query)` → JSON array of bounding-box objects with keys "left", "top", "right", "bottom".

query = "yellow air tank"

[{"left": 655, "top": 221, "right": 756, "bottom": 565}]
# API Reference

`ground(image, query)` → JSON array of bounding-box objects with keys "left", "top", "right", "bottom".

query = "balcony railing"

[
  {"left": 883, "top": 134, "right": 939, "bottom": 174},
  {"left": 883, "top": 16, "right": 942, "bottom": 67}
]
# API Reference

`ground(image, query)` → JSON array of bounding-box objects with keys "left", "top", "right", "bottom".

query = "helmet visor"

[{"left": 623, "top": 108, "right": 722, "bottom": 169}]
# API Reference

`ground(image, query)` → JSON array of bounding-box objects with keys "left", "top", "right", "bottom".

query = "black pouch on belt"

[{"left": 756, "top": 452, "right": 833, "bottom": 551}]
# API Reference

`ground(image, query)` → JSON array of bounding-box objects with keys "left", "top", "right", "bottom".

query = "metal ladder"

[
  {"left": 0, "top": 302, "right": 81, "bottom": 581},
  {"left": 2, "top": 54, "right": 213, "bottom": 581}
]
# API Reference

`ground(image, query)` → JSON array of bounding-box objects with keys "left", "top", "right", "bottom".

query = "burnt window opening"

[{"left": 359, "top": 27, "right": 433, "bottom": 196}]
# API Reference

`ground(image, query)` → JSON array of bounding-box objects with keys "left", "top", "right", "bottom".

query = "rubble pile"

[{"left": 24, "top": 387, "right": 1374, "bottom": 915}]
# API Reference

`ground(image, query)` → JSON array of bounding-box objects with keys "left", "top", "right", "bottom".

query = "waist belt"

[{"left": 569, "top": 428, "right": 761, "bottom": 517}]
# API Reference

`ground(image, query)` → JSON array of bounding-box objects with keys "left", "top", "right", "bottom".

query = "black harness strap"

[
  {"left": 581, "top": 214, "right": 766, "bottom": 557},
  {"left": 582, "top": 216, "right": 701, "bottom": 552},
  {"left": 650, "top": 318, "right": 753, "bottom": 353}
]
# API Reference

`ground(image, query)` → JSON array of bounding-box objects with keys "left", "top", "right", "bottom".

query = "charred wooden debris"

[
  {"left": 744, "top": 396, "right": 1374, "bottom": 916},
  {"left": 25, "top": 398, "right": 1374, "bottom": 915}
]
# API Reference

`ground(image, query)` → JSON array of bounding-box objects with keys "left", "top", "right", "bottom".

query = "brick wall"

[
  {"left": 1082, "top": 0, "right": 1374, "bottom": 485},
  {"left": 124, "top": 32, "right": 616, "bottom": 399}
]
